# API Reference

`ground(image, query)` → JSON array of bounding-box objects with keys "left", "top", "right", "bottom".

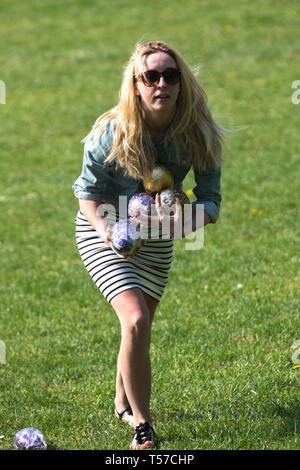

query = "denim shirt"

[{"left": 72, "top": 120, "right": 222, "bottom": 223}]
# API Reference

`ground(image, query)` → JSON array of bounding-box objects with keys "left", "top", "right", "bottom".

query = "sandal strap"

[
  {"left": 115, "top": 404, "right": 133, "bottom": 420},
  {"left": 132, "top": 422, "right": 155, "bottom": 445}
]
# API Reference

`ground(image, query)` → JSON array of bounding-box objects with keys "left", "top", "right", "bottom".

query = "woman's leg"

[
  {"left": 111, "top": 288, "right": 158, "bottom": 427},
  {"left": 114, "top": 291, "right": 158, "bottom": 424}
]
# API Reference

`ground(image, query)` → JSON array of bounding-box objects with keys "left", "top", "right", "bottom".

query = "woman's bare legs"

[{"left": 111, "top": 288, "right": 158, "bottom": 427}]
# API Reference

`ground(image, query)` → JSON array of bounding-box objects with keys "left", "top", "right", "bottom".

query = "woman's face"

[{"left": 135, "top": 52, "right": 180, "bottom": 122}]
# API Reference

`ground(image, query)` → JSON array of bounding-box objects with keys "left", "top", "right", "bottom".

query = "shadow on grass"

[
  {"left": 271, "top": 400, "right": 300, "bottom": 436},
  {"left": 46, "top": 442, "right": 61, "bottom": 450},
  {"left": 154, "top": 409, "right": 205, "bottom": 449},
  {"left": 157, "top": 401, "right": 300, "bottom": 449}
]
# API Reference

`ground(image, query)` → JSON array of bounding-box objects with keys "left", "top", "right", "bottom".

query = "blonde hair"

[{"left": 85, "top": 40, "right": 225, "bottom": 179}]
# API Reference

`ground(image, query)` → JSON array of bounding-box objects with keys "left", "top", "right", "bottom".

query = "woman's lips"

[{"left": 154, "top": 95, "right": 169, "bottom": 100}]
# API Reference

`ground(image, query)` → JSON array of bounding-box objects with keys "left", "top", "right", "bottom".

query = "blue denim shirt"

[{"left": 72, "top": 120, "right": 222, "bottom": 223}]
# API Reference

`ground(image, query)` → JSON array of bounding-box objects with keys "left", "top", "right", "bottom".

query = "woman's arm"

[
  {"left": 162, "top": 196, "right": 212, "bottom": 239},
  {"left": 79, "top": 199, "right": 144, "bottom": 258},
  {"left": 192, "top": 166, "right": 222, "bottom": 225},
  {"left": 132, "top": 194, "right": 211, "bottom": 239},
  {"left": 79, "top": 199, "right": 111, "bottom": 244},
  {"left": 182, "top": 206, "right": 211, "bottom": 238}
]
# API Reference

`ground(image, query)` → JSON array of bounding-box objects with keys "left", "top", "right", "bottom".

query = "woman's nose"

[{"left": 157, "top": 76, "right": 167, "bottom": 87}]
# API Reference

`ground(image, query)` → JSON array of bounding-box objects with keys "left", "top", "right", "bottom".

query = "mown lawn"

[{"left": 0, "top": 0, "right": 299, "bottom": 450}]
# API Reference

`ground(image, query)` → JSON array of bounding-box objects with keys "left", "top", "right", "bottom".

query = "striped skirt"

[{"left": 75, "top": 210, "right": 174, "bottom": 304}]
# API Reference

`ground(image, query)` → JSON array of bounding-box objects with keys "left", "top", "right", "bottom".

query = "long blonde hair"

[{"left": 85, "top": 40, "right": 225, "bottom": 179}]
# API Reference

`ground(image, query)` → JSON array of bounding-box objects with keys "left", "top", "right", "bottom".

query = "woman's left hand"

[{"left": 133, "top": 193, "right": 184, "bottom": 239}]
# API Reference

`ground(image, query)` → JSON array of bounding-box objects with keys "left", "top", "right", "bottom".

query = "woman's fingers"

[
  {"left": 173, "top": 198, "right": 182, "bottom": 222},
  {"left": 155, "top": 193, "right": 163, "bottom": 222},
  {"left": 133, "top": 211, "right": 150, "bottom": 225}
]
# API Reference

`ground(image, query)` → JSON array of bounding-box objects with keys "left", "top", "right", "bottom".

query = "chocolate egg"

[
  {"left": 160, "top": 189, "right": 190, "bottom": 215},
  {"left": 111, "top": 219, "right": 142, "bottom": 257},
  {"left": 14, "top": 428, "right": 47, "bottom": 450},
  {"left": 143, "top": 165, "right": 174, "bottom": 193},
  {"left": 128, "top": 192, "right": 155, "bottom": 217},
  {"left": 174, "top": 190, "right": 190, "bottom": 210}
]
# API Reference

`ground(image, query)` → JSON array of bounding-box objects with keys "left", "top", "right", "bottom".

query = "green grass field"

[{"left": 0, "top": 0, "right": 299, "bottom": 450}]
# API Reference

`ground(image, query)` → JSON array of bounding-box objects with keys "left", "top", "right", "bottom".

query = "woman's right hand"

[
  {"left": 95, "top": 218, "right": 112, "bottom": 245},
  {"left": 98, "top": 219, "right": 146, "bottom": 259},
  {"left": 79, "top": 200, "right": 144, "bottom": 259},
  {"left": 95, "top": 219, "right": 134, "bottom": 259}
]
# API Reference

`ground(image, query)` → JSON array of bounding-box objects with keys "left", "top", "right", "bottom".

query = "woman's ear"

[{"left": 134, "top": 79, "right": 141, "bottom": 98}]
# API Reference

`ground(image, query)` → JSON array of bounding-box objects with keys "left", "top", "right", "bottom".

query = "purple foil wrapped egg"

[
  {"left": 14, "top": 427, "right": 47, "bottom": 450},
  {"left": 128, "top": 192, "right": 155, "bottom": 217},
  {"left": 111, "top": 219, "right": 142, "bottom": 256}
]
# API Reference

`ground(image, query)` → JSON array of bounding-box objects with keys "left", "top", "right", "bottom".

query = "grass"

[{"left": 0, "top": 0, "right": 300, "bottom": 450}]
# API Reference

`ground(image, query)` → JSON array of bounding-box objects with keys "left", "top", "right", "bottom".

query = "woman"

[{"left": 73, "top": 40, "right": 224, "bottom": 450}]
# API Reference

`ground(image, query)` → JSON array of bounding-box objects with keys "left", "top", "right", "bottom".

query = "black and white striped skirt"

[{"left": 75, "top": 210, "right": 173, "bottom": 304}]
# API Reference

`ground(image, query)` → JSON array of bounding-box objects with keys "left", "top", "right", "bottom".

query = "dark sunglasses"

[{"left": 134, "top": 68, "right": 181, "bottom": 87}]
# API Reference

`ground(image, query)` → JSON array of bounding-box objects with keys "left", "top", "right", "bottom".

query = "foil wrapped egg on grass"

[
  {"left": 143, "top": 165, "right": 174, "bottom": 193},
  {"left": 111, "top": 219, "right": 142, "bottom": 257},
  {"left": 14, "top": 427, "right": 47, "bottom": 450}
]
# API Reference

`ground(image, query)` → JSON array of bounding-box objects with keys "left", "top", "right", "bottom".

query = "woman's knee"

[{"left": 124, "top": 310, "right": 150, "bottom": 343}]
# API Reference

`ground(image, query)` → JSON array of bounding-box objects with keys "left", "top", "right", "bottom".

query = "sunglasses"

[{"left": 134, "top": 68, "right": 181, "bottom": 87}]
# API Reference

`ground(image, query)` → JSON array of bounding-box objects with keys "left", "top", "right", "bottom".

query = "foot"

[
  {"left": 115, "top": 404, "right": 134, "bottom": 427},
  {"left": 131, "top": 422, "right": 156, "bottom": 450}
]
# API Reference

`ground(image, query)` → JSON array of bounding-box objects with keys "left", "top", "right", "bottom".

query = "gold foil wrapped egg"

[{"left": 143, "top": 165, "right": 174, "bottom": 193}]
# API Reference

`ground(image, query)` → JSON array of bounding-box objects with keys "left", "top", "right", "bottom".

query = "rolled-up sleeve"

[
  {"left": 192, "top": 165, "right": 222, "bottom": 223},
  {"left": 72, "top": 124, "right": 114, "bottom": 201}
]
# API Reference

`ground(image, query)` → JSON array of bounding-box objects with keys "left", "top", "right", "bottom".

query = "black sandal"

[
  {"left": 115, "top": 404, "right": 133, "bottom": 423},
  {"left": 131, "top": 421, "right": 156, "bottom": 450}
]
